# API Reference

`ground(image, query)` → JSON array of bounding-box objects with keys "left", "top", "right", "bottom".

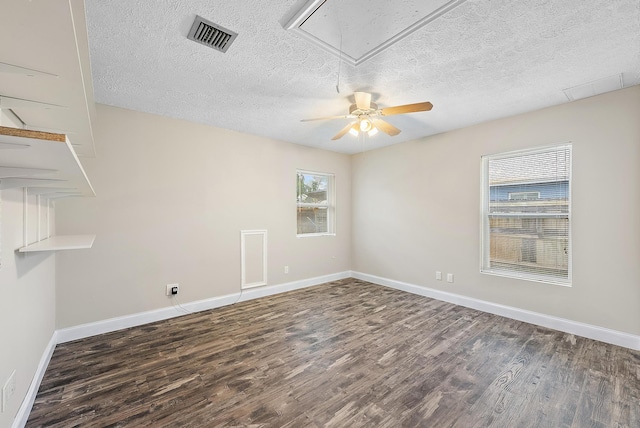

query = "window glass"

[
  {"left": 481, "top": 145, "right": 571, "bottom": 284},
  {"left": 296, "top": 170, "right": 334, "bottom": 236}
]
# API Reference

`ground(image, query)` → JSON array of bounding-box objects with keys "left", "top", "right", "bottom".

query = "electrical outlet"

[
  {"left": 436, "top": 271, "right": 442, "bottom": 280},
  {"left": 284, "top": 266, "right": 289, "bottom": 274},
  {"left": 166, "top": 283, "right": 179, "bottom": 296},
  {"left": 2, "top": 370, "right": 16, "bottom": 413},
  {"left": 447, "top": 273, "right": 454, "bottom": 283}
]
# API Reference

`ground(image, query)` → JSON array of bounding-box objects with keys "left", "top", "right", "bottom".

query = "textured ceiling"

[
  {"left": 86, "top": 0, "right": 640, "bottom": 154},
  {"left": 290, "top": 0, "right": 467, "bottom": 64}
]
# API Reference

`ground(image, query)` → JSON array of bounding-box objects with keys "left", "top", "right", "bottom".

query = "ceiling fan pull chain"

[
  {"left": 334, "top": 0, "right": 344, "bottom": 95},
  {"left": 336, "top": 31, "right": 343, "bottom": 94}
]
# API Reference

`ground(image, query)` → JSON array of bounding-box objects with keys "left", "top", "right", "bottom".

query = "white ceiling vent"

[{"left": 187, "top": 15, "right": 238, "bottom": 53}]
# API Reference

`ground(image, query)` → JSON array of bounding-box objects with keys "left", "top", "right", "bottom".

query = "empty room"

[{"left": 1, "top": 0, "right": 639, "bottom": 426}]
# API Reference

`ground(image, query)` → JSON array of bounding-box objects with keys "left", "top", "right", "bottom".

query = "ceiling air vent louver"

[{"left": 187, "top": 15, "right": 238, "bottom": 53}]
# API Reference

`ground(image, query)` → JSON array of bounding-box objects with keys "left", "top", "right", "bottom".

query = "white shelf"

[
  {"left": 0, "top": 127, "right": 94, "bottom": 196},
  {"left": 18, "top": 234, "right": 96, "bottom": 252},
  {"left": 0, "top": 0, "right": 96, "bottom": 157}
]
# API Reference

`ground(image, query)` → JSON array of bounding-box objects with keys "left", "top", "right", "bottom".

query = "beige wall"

[
  {"left": 1, "top": 109, "right": 57, "bottom": 427},
  {"left": 55, "top": 105, "right": 352, "bottom": 328},
  {"left": 0, "top": 181, "right": 57, "bottom": 426},
  {"left": 352, "top": 86, "right": 640, "bottom": 335},
  {"left": 55, "top": 88, "right": 640, "bottom": 335}
]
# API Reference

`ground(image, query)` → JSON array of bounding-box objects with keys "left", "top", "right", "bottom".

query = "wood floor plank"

[{"left": 26, "top": 278, "right": 640, "bottom": 427}]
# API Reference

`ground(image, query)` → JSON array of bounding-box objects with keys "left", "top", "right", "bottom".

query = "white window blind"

[
  {"left": 481, "top": 145, "right": 571, "bottom": 284},
  {"left": 296, "top": 170, "right": 335, "bottom": 236}
]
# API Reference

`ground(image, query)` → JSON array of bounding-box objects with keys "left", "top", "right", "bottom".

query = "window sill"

[
  {"left": 296, "top": 233, "right": 336, "bottom": 238},
  {"left": 480, "top": 269, "right": 571, "bottom": 287}
]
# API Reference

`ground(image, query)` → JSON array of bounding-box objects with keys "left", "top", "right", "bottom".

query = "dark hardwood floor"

[{"left": 27, "top": 278, "right": 639, "bottom": 427}]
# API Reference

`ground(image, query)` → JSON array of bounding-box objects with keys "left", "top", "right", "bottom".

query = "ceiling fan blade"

[
  {"left": 380, "top": 101, "right": 433, "bottom": 116},
  {"left": 331, "top": 122, "right": 356, "bottom": 140},
  {"left": 301, "top": 114, "right": 352, "bottom": 122},
  {"left": 372, "top": 118, "right": 401, "bottom": 136},
  {"left": 354, "top": 92, "right": 372, "bottom": 110}
]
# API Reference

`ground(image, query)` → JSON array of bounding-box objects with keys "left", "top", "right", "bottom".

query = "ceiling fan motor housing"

[{"left": 349, "top": 102, "right": 378, "bottom": 116}]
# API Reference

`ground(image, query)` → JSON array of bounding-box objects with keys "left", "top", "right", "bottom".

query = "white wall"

[
  {"left": 0, "top": 112, "right": 57, "bottom": 427},
  {"left": 55, "top": 105, "right": 352, "bottom": 328},
  {"left": 352, "top": 86, "right": 640, "bottom": 336}
]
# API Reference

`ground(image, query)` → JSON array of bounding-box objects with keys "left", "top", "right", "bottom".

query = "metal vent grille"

[{"left": 187, "top": 15, "right": 238, "bottom": 53}]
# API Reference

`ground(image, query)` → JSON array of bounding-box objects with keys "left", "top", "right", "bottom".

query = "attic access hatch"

[{"left": 284, "top": 0, "right": 468, "bottom": 66}]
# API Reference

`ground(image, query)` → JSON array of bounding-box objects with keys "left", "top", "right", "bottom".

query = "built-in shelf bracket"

[
  {"left": 0, "top": 95, "right": 66, "bottom": 110},
  {"left": 0, "top": 61, "right": 58, "bottom": 78},
  {"left": 17, "top": 187, "right": 95, "bottom": 253},
  {"left": 0, "top": 177, "right": 67, "bottom": 190},
  {"left": 0, "top": 166, "right": 56, "bottom": 178},
  {"left": 0, "top": 126, "right": 96, "bottom": 253}
]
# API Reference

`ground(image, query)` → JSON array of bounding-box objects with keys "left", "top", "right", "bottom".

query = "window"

[
  {"left": 481, "top": 145, "right": 571, "bottom": 284},
  {"left": 296, "top": 170, "right": 334, "bottom": 236}
]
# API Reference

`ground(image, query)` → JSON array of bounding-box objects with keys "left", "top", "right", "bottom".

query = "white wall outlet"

[
  {"left": 436, "top": 271, "right": 442, "bottom": 280},
  {"left": 284, "top": 266, "right": 289, "bottom": 274},
  {"left": 447, "top": 273, "right": 454, "bottom": 283},
  {"left": 2, "top": 370, "right": 16, "bottom": 413},
  {"left": 166, "top": 283, "right": 179, "bottom": 296}
]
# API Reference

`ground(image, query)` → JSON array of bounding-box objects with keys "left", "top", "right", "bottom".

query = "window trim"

[
  {"left": 480, "top": 143, "right": 572, "bottom": 286},
  {"left": 296, "top": 169, "right": 336, "bottom": 237}
]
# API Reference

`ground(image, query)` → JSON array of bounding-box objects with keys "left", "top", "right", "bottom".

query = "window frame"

[
  {"left": 480, "top": 144, "right": 572, "bottom": 286},
  {"left": 296, "top": 169, "right": 335, "bottom": 237}
]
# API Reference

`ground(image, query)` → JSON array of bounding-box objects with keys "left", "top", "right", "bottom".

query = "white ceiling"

[{"left": 86, "top": 0, "right": 640, "bottom": 154}]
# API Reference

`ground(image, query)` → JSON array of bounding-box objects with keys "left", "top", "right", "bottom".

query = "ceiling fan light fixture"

[
  {"left": 359, "top": 118, "right": 372, "bottom": 132},
  {"left": 301, "top": 91, "right": 433, "bottom": 141}
]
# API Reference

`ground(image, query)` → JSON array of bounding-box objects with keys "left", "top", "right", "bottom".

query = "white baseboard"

[
  {"left": 351, "top": 271, "right": 640, "bottom": 351},
  {"left": 57, "top": 271, "right": 351, "bottom": 344},
  {"left": 239, "top": 271, "right": 350, "bottom": 301},
  {"left": 12, "top": 332, "right": 58, "bottom": 428}
]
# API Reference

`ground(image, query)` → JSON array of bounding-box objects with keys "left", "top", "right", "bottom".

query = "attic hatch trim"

[
  {"left": 187, "top": 15, "right": 238, "bottom": 53},
  {"left": 283, "top": 0, "right": 468, "bottom": 66},
  {"left": 563, "top": 73, "right": 625, "bottom": 102}
]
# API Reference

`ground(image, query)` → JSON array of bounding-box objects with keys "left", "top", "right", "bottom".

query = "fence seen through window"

[
  {"left": 296, "top": 170, "right": 334, "bottom": 236},
  {"left": 481, "top": 145, "right": 571, "bottom": 284}
]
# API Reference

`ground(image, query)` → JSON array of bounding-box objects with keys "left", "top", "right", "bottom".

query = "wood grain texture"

[
  {"left": 26, "top": 279, "right": 640, "bottom": 427},
  {"left": 0, "top": 126, "right": 66, "bottom": 142}
]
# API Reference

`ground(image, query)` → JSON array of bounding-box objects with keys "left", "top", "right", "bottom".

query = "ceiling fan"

[{"left": 301, "top": 92, "right": 433, "bottom": 140}]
